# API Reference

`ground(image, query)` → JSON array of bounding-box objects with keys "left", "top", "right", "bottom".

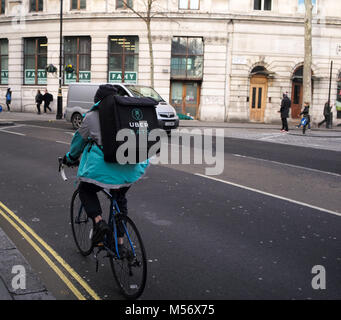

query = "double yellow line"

[{"left": 0, "top": 201, "right": 101, "bottom": 300}]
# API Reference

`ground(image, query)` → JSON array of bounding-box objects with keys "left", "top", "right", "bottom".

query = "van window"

[{"left": 126, "top": 85, "right": 164, "bottom": 102}]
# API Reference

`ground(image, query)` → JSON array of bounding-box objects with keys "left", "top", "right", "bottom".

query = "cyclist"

[{"left": 63, "top": 84, "right": 149, "bottom": 248}]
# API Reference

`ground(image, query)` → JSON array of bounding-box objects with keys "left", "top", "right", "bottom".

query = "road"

[{"left": 0, "top": 121, "right": 340, "bottom": 300}]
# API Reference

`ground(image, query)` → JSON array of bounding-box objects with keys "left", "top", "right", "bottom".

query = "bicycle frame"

[{"left": 102, "top": 189, "right": 136, "bottom": 260}]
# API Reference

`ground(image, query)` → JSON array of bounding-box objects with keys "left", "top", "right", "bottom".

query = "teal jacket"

[{"left": 66, "top": 105, "right": 149, "bottom": 189}]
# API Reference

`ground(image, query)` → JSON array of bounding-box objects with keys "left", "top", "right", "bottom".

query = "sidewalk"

[
  {"left": 0, "top": 111, "right": 56, "bottom": 125},
  {"left": 0, "top": 226, "right": 55, "bottom": 300},
  {"left": 1, "top": 111, "right": 341, "bottom": 133},
  {"left": 179, "top": 119, "right": 341, "bottom": 132}
]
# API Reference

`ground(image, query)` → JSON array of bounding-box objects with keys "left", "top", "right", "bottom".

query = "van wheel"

[{"left": 71, "top": 113, "right": 83, "bottom": 130}]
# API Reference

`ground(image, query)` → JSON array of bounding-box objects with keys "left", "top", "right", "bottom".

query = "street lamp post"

[
  {"left": 56, "top": 0, "right": 63, "bottom": 120},
  {"left": 327, "top": 60, "right": 333, "bottom": 128}
]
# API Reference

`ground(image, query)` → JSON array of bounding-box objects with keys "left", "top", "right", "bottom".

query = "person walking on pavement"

[
  {"left": 318, "top": 101, "right": 331, "bottom": 128},
  {"left": 35, "top": 90, "right": 43, "bottom": 114},
  {"left": 279, "top": 93, "right": 291, "bottom": 132},
  {"left": 5, "top": 88, "right": 11, "bottom": 112},
  {"left": 300, "top": 102, "right": 311, "bottom": 134},
  {"left": 42, "top": 89, "right": 53, "bottom": 113}
]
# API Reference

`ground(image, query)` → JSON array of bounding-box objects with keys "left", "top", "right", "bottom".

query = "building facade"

[{"left": 0, "top": 0, "right": 340, "bottom": 125}]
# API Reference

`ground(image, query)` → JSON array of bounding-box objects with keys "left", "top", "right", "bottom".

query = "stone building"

[{"left": 0, "top": 0, "right": 340, "bottom": 125}]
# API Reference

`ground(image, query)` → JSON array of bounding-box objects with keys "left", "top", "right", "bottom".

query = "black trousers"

[
  {"left": 6, "top": 102, "right": 10, "bottom": 111},
  {"left": 281, "top": 118, "right": 288, "bottom": 131},
  {"left": 36, "top": 103, "right": 41, "bottom": 114},
  {"left": 44, "top": 102, "right": 52, "bottom": 112},
  {"left": 318, "top": 115, "right": 330, "bottom": 128},
  {"left": 78, "top": 181, "right": 129, "bottom": 219}
]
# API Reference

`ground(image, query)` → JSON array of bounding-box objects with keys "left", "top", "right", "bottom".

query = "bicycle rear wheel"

[
  {"left": 109, "top": 215, "right": 147, "bottom": 300},
  {"left": 70, "top": 189, "right": 94, "bottom": 256}
]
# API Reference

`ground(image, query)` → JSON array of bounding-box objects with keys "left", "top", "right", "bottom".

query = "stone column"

[{"left": 7, "top": 37, "right": 23, "bottom": 112}]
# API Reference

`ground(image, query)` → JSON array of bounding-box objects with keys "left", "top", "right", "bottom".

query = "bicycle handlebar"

[{"left": 58, "top": 157, "right": 68, "bottom": 181}]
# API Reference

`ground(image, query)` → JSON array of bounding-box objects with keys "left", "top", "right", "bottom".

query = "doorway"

[
  {"left": 291, "top": 82, "right": 303, "bottom": 118},
  {"left": 249, "top": 75, "right": 268, "bottom": 122},
  {"left": 170, "top": 81, "right": 201, "bottom": 118},
  {"left": 291, "top": 65, "right": 314, "bottom": 119}
]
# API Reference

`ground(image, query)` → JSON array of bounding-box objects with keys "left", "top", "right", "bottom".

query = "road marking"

[
  {"left": 0, "top": 129, "right": 26, "bottom": 136},
  {"left": 0, "top": 208, "right": 86, "bottom": 300},
  {"left": 56, "top": 140, "right": 70, "bottom": 145},
  {"left": 195, "top": 173, "right": 341, "bottom": 218},
  {"left": 258, "top": 133, "right": 284, "bottom": 140},
  {"left": 0, "top": 201, "right": 101, "bottom": 300},
  {"left": 232, "top": 154, "right": 341, "bottom": 178},
  {"left": 24, "top": 124, "right": 72, "bottom": 132}
]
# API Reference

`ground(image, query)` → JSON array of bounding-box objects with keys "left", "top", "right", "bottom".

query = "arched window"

[{"left": 251, "top": 66, "right": 266, "bottom": 73}]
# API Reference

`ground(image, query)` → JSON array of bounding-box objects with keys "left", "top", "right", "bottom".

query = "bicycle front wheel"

[
  {"left": 109, "top": 215, "right": 147, "bottom": 300},
  {"left": 70, "top": 189, "right": 94, "bottom": 256}
]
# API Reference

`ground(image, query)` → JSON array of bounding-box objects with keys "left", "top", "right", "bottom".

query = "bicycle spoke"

[
  {"left": 71, "top": 190, "right": 94, "bottom": 256},
  {"left": 109, "top": 215, "right": 147, "bottom": 299}
]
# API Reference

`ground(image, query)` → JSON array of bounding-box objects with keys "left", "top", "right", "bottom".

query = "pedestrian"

[
  {"left": 300, "top": 101, "right": 311, "bottom": 134},
  {"left": 5, "top": 88, "right": 11, "bottom": 112},
  {"left": 317, "top": 101, "right": 331, "bottom": 128},
  {"left": 42, "top": 89, "right": 53, "bottom": 113},
  {"left": 35, "top": 90, "right": 43, "bottom": 114},
  {"left": 279, "top": 93, "right": 291, "bottom": 132}
]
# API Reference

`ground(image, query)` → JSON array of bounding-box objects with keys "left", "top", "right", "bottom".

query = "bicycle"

[{"left": 58, "top": 157, "right": 147, "bottom": 300}]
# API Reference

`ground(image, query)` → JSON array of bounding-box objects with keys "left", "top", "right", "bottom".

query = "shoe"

[{"left": 92, "top": 220, "right": 111, "bottom": 245}]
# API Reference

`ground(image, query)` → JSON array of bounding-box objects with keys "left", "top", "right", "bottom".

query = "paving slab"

[{"left": 0, "top": 227, "right": 55, "bottom": 300}]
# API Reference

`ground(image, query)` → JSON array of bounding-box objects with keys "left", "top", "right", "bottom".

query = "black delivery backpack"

[{"left": 98, "top": 94, "right": 160, "bottom": 164}]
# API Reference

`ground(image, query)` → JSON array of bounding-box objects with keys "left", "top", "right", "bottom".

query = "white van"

[{"left": 65, "top": 83, "right": 179, "bottom": 132}]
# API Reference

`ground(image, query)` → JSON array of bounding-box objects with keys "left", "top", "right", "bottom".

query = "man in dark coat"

[
  {"left": 42, "top": 89, "right": 53, "bottom": 113},
  {"left": 318, "top": 101, "right": 331, "bottom": 128},
  {"left": 279, "top": 93, "right": 291, "bottom": 132}
]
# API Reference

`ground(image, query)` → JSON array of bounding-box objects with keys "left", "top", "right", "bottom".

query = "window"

[
  {"left": 179, "top": 0, "right": 199, "bottom": 10},
  {"left": 0, "top": 0, "right": 5, "bottom": 14},
  {"left": 108, "top": 36, "right": 139, "bottom": 84},
  {"left": 116, "top": 0, "right": 132, "bottom": 9},
  {"left": 64, "top": 36, "right": 91, "bottom": 84},
  {"left": 0, "top": 39, "right": 8, "bottom": 84},
  {"left": 253, "top": 0, "right": 272, "bottom": 11},
  {"left": 171, "top": 37, "right": 203, "bottom": 79},
  {"left": 24, "top": 38, "right": 47, "bottom": 85},
  {"left": 30, "top": 0, "right": 43, "bottom": 12},
  {"left": 71, "top": 0, "right": 86, "bottom": 10}
]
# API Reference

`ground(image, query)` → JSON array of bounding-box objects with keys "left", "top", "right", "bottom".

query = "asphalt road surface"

[{"left": 0, "top": 122, "right": 340, "bottom": 300}]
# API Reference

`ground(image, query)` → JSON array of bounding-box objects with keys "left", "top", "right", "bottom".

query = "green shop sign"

[
  {"left": 109, "top": 71, "right": 137, "bottom": 84},
  {"left": 65, "top": 71, "right": 91, "bottom": 84},
  {"left": 1, "top": 70, "right": 8, "bottom": 84},
  {"left": 25, "top": 69, "right": 47, "bottom": 84}
]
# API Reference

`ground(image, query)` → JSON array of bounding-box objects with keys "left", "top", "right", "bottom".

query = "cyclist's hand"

[{"left": 62, "top": 154, "right": 79, "bottom": 167}]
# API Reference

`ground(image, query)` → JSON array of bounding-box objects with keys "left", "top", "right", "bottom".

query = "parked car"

[{"left": 65, "top": 83, "right": 179, "bottom": 133}]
